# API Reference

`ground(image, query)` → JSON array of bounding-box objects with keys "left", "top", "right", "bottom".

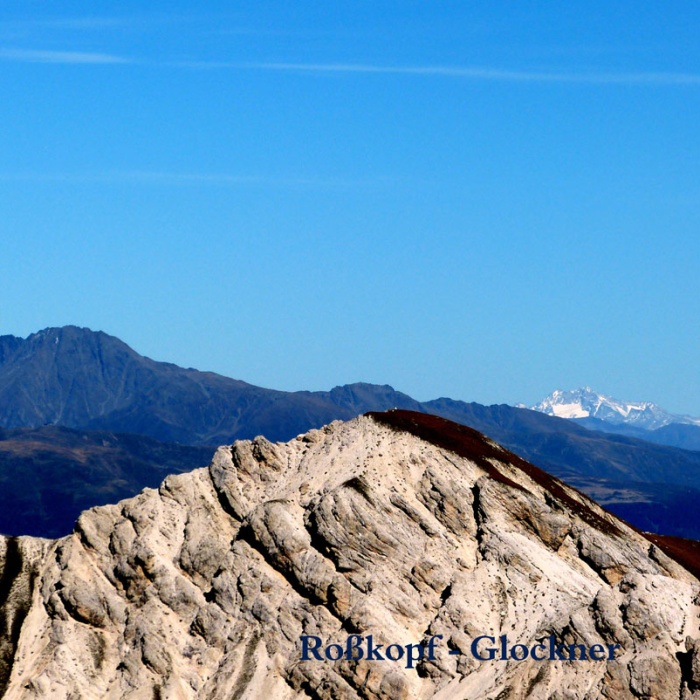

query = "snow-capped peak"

[{"left": 529, "top": 388, "right": 700, "bottom": 431}]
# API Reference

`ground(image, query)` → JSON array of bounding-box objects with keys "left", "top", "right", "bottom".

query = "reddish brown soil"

[{"left": 644, "top": 534, "right": 700, "bottom": 581}]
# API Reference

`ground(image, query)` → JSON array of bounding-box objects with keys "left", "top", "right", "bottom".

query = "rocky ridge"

[{"left": 1, "top": 411, "right": 700, "bottom": 699}]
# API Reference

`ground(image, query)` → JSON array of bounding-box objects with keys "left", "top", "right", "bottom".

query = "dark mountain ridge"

[
  {"left": 2, "top": 326, "right": 700, "bottom": 540},
  {"left": 0, "top": 424, "right": 213, "bottom": 538},
  {"left": 0, "top": 326, "right": 421, "bottom": 445},
  {"left": 568, "top": 416, "right": 700, "bottom": 452}
]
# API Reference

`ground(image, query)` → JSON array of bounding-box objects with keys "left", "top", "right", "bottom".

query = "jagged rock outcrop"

[{"left": 1, "top": 411, "right": 700, "bottom": 699}]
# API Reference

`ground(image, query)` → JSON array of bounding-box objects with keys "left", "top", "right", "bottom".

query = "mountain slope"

[
  {"left": 0, "top": 327, "right": 420, "bottom": 445},
  {"left": 1, "top": 412, "right": 699, "bottom": 699},
  {"left": 4, "top": 327, "right": 700, "bottom": 540},
  {"left": 423, "top": 398, "right": 700, "bottom": 537},
  {"left": 528, "top": 388, "right": 700, "bottom": 452},
  {"left": 424, "top": 399, "right": 700, "bottom": 487},
  {"left": 0, "top": 425, "right": 214, "bottom": 538}
]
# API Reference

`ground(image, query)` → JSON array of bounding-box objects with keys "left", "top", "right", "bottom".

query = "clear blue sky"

[{"left": 2, "top": 2, "right": 699, "bottom": 413}]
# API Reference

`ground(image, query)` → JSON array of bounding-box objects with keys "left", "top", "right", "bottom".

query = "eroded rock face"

[{"left": 1, "top": 411, "right": 700, "bottom": 699}]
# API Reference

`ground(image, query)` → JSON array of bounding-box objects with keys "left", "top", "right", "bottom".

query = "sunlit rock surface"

[{"left": 1, "top": 411, "right": 700, "bottom": 699}]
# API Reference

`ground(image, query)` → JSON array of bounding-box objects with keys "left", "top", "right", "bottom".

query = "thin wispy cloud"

[
  {"left": 2, "top": 17, "right": 127, "bottom": 31},
  {"left": 0, "top": 171, "right": 257, "bottom": 185},
  {"left": 89, "top": 171, "right": 264, "bottom": 186},
  {"left": 0, "top": 14, "right": 187, "bottom": 32},
  {"left": 0, "top": 170, "right": 391, "bottom": 190},
  {"left": 3, "top": 47, "right": 699, "bottom": 86},
  {"left": 0, "top": 47, "right": 129, "bottom": 64},
  {"left": 120, "top": 170, "right": 392, "bottom": 189},
  {"left": 191, "top": 61, "right": 700, "bottom": 86}
]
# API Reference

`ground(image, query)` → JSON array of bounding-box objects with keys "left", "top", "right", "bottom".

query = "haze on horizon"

[{"left": 1, "top": 2, "right": 698, "bottom": 415}]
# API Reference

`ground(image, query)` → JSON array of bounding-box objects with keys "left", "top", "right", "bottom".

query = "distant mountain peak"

[{"left": 530, "top": 387, "right": 700, "bottom": 430}]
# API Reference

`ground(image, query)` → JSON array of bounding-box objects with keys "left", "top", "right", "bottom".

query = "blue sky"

[{"left": 1, "top": 2, "right": 699, "bottom": 413}]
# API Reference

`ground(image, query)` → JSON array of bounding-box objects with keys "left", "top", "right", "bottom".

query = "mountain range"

[
  {"left": 2, "top": 326, "right": 700, "bottom": 541},
  {"left": 531, "top": 387, "right": 700, "bottom": 429},
  {"left": 528, "top": 387, "right": 700, "bottom": 451},
  {"left": 2, "top": 411, "right": 700, "bottom": 699},
  {"left": 0, "top": 326, "right": 421, "bottom": 446}
]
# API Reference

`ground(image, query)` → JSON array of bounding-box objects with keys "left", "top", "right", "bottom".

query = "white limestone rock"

[{"left": 1, "top": 411, "right": 699, "bottom": 699}]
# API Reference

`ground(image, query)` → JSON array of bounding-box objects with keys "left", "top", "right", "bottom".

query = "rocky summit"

[{"left": 1, "top": 411, "right": 700, "bottom": 699}]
